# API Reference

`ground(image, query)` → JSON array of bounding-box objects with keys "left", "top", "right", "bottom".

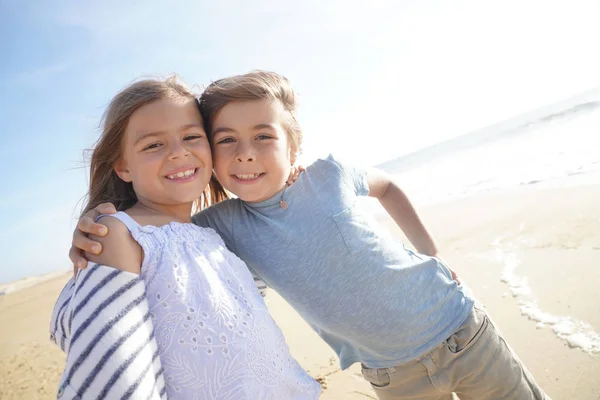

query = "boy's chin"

[{"left": 236, "top": 190, "right": 276, "bottom": 204}]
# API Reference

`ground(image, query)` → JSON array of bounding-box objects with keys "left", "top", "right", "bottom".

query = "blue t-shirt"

[{"left": 193, "top": 155, "right": 474, "bottom": 369}]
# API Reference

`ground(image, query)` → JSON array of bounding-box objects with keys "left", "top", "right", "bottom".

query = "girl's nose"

[{"left": 168, "top": 141, "right": 190, "bottom": 160}]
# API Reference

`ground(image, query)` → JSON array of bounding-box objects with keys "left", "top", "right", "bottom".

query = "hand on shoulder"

[{"left": 86, "top": 216, "right": 142, "bottom": 275}]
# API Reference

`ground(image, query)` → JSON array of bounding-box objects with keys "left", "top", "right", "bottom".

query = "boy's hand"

[
  {"left": 448, "top": 266, "right": 461, "bottom": 285},
  {"left": 286, "top": 165, "right": 304, "bottom": 186},
  {"left": 69, "top": 203, "right": 117, "bottom": 275},
  {"left": 437, "top": 256, "right": 461, "bottom": 285}
]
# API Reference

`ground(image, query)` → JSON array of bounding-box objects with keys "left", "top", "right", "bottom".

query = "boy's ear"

[{"left": 114, "top": 159, "right": 132, "bottom": 182}]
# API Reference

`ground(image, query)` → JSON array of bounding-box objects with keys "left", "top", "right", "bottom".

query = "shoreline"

[{"left": 0, "top": 269, "right": 71, "bottom": 297}]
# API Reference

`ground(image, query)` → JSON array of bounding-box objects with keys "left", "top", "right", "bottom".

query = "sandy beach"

[{"left": 1, "top": 184, "right": 599, "bottom": 399}]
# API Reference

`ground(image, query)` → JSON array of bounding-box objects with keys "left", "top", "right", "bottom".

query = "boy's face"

[{"left": 211, "top": 99, "right": 293, "bottom": 203}]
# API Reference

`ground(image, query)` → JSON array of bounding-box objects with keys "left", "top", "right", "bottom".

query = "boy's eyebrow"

[
  {"left": 134, "top": 124, "right": 203, "bottom": 144},
  {"left": 212, "top": 126, "right": 235, "bottom": 136},
  {"left": 252, "top": 124, "right": 276, "bottom": 131},
  {"left": 212, "top": 124, "right": 276, "bottom": 136}
]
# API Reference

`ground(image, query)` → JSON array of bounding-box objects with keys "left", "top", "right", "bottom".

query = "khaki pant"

[{"left": 361, "top": 307, "right": 549, "bottom": 400}]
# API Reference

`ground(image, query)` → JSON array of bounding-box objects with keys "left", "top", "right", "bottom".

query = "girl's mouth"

[{"left": 166, "top": 168, "right": 198, "bottom": 181}]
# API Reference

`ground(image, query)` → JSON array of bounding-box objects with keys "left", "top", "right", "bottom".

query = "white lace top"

[{"left": 107, "top": 212, "right": 321, "bottom": 400}]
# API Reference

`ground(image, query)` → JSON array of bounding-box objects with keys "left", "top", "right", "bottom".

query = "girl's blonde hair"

[
  {"left": 199, "top": 70, "right": 302, "bottom": 163},
  {"left": 83, "top": 76, "right": 228, "bottom": 216}
]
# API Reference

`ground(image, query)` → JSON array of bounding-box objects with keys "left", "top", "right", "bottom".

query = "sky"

[{"left": 1, "top": 0, "right": 600, "bottom": 284}]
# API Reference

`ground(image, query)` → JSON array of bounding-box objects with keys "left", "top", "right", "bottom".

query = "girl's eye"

[
  {"left": 143, "top": 143, "right": 162, "bottom": 151},
  {"left": 256, "top": 134, "right": 273, "bottom": 140},
  {"left": 216, "top": 137, "right": 235, "bottom": 144}
]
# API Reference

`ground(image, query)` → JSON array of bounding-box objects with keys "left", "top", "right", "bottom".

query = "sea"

[{"left": 376, "top": 87, "right": 600, "bottom": 206}]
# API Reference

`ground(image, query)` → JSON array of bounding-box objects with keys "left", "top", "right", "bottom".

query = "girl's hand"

[
  {"left": 69, "top": 203, "right": 117, "bottom": 275},
  {"left": 287, "top": 165, "right": 305, "bottom": 186}
]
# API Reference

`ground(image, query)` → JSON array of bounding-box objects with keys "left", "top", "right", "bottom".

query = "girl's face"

[
  {"left": 115, "top": 97, "right": 213, "bottom": 209},
  {"left": 211, "top": 99, "right": 293, "bottom": 203}
]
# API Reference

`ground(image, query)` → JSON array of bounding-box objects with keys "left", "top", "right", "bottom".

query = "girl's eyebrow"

[
  {"left": 134, "top": 131, "right": 160, "bottom": 145},
  {"left": 134, "top": 124, "right": 203, "bottom": 145}
]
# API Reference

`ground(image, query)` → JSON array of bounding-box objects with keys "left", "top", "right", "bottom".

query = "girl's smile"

[{"left": 164, "top": 166, "right": 199, "bottom": 182}]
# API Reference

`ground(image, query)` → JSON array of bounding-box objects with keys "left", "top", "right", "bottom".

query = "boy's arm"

[
  {"left": 367, "top": 168, "right": 438, "bottom": 257},
  {"left": 86, "top": 216, "right": 142, "bottom": 275},
  {"left": 367, "top": 168, "right": 460, "bottom": 283},
  {"left": 69, "top": 203, "right": 118, "bottom": 271},
  {"left": 69, "top": 168, "right": 304, "bottom": 273}
]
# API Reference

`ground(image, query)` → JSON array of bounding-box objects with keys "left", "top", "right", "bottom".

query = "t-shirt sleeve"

[
  {"left": 193, "top": 202, "right": 269, "bottom": 296},
  {"left": 326, "top": 154, "right": 370, "bottom": 197},
  {"left": 192, "top": 201, "right": 237, "bottom": 253}
]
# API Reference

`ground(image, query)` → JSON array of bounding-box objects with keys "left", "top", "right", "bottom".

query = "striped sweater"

[
  {"left": 50, "top": 264, "right": 167, "bottom": 399},
  {"left": 49, "top": 269, "right": 269, "bottom": 399}
]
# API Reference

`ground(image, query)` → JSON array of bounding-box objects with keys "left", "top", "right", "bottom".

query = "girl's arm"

[{"left": 50, "top": 264, "right": 166, "bottom": 399}]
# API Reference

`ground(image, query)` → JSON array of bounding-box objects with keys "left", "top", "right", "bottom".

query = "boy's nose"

[{"left": 236, "top": 154, "right": 256, "bottom": 162}]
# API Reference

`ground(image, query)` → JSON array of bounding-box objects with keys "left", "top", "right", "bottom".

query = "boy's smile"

[
  {"left": 231, "top": 173, "right": 266, "bottom": 184},
  {"left": 211, "top": 99, "right": 293, "bottom": 203}
]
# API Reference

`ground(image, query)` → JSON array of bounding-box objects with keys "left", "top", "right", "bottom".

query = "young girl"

[
  {"left": 72, "top": 71, "right": 550, "bottom": 399},
  {"left": 50, "top": 76, "right": 321, "bottom": 399}
]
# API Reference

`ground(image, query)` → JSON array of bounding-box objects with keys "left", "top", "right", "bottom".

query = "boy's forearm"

[{"left": 378, "top": 182, "right": 438, "bottom": 257}]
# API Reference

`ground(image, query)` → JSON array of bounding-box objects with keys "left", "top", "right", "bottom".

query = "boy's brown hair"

[{"left": 199, "top": 70, "right": 302, "bottom": 163}]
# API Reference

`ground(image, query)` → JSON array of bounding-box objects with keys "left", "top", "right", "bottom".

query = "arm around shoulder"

[{"left": 86, "top": 216, "right": 142, "bottom": 275}]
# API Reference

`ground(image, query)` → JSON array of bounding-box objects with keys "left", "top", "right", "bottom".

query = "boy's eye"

[
  {"left": 184, "top": 134, "right": 204, "bottom": 141},
  {"left": 216, "top": 137, "right": 235, "bottom": 144}
]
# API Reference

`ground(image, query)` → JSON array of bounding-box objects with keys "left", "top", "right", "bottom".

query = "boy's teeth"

[
  {"left": 236, "top": 173, "right": 259, "bottom": 180},
  {"left": 167, "top": 169, "right": 195, "bottom": 179}
]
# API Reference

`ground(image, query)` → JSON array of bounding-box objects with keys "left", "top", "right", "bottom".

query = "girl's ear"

[{"left": 114, "top": 159, "right": 132, "bottom": 182}]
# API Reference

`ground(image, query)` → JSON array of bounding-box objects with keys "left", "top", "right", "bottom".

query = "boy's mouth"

[{"left": 232, "top": 173, "right": 265, "bottom": 182}]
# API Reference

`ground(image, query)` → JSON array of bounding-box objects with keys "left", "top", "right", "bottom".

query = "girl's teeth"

[{"left": 168, "top": 169, "right": 195, "bottom": 179}]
